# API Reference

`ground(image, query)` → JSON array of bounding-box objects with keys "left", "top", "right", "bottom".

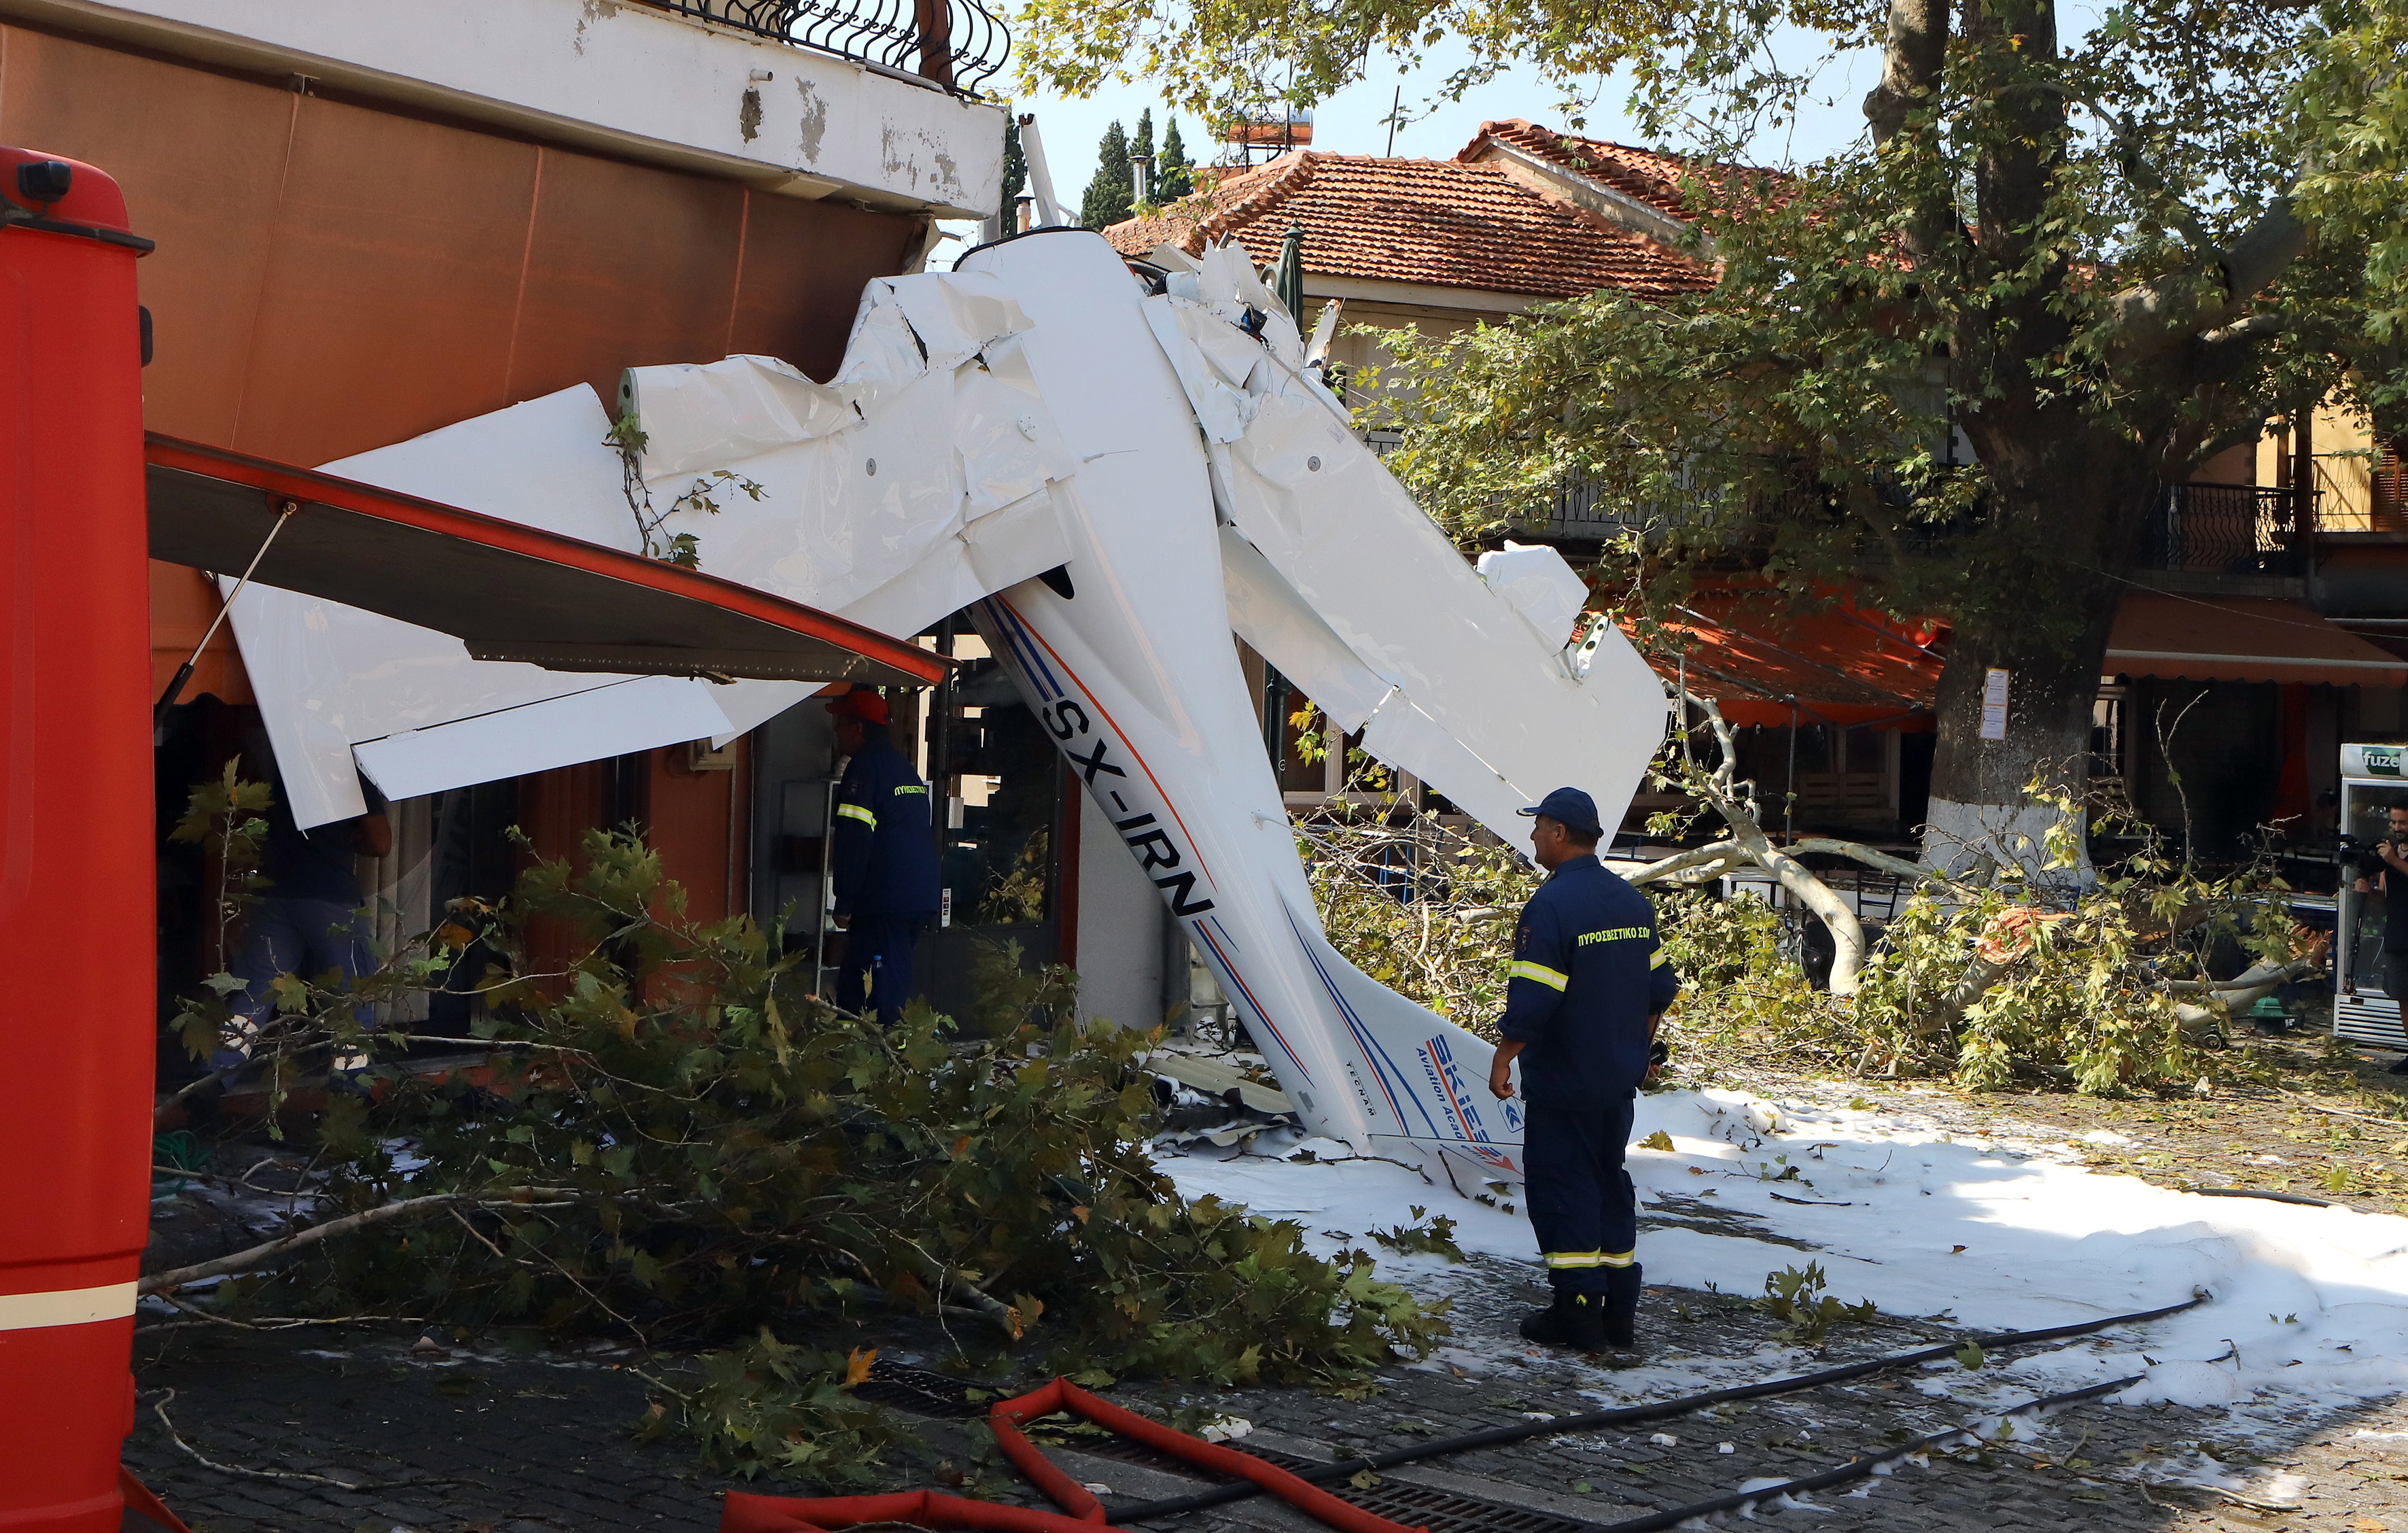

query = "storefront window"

[{"left": 928, "top": 626, "right": 1063, "bottom": 944}]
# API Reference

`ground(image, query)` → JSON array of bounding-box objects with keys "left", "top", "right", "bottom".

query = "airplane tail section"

[{"left": 1281, "top": 906, "right": 1527, "bottom": 1177}]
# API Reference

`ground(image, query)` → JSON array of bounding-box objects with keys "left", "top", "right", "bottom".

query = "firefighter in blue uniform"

[
  {"left": 1487, "top": 787, "right": 1680, "bottom": 1353},
  {"left": 826, "top": 686, "right": 941, "bottom": 1026}
]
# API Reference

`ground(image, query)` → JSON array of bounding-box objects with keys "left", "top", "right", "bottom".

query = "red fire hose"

[{"left": 720, "top": 1376, "right": 1426, "bottom": 1533}]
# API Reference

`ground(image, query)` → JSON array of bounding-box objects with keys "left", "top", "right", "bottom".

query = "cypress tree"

[
  {"left": 1080, "top": 119, "right": 1134, "bottom": 230},
  {"left": 1130, "top": 109, "right": 1155, "bottom": 205},
  {"left": 1000, "top": 114, "right": 1026, "bottom": 211},
  {"left": 1157, "top": 116, "right": 1195, "bottom": 203}
]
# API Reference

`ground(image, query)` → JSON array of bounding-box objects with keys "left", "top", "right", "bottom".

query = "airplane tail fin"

[{"left": 1280, "top": 901, "right": 1527, "bottom": 1180}]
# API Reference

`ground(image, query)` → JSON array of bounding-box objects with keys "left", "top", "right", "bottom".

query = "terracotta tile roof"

[
  {"left": 1463, "top": 120, "right": 1790, "bottom": 226},
  {"left": 1102, "top": 150, "right": 1713, "bottom": 302}
]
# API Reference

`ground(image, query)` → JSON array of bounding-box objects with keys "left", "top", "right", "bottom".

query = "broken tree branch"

[
  {"left": 139, "top": 1187, "right": 585, "bottom": 1294},
  {"left": 1686, "top": 695, "right": 1871, "bottom": 995},
  {"left": 139, "top": 1292, "right": 425, "bottom": 1334},
  {"left": 1921, "top": 951, "right": 2017, "bottom": 1040},
  {"left": 1626, "top": 840, "right": 1749, "bottom": 886},
  {"left": 897, "top": 1243, "right": 1024, "bottom": 1340},
  {"left": 148, "top": 1388, "right": 455, "bottom": 1492},
  {"left": 2278, "top": 1092, "right": 2408, "bottom": 1127},
  {"left": 1784, "top": 838, "right": 1960, "bottom": 891},
  {"left": 2162, "top": 958, "right": 2322, "bottom": 999}
]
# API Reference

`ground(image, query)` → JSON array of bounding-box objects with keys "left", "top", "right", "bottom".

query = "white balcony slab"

[{"left": 1, "top": 0, "right": 1003, "bottom": 216}]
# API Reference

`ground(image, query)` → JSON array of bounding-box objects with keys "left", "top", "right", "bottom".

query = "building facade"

[{"left": 0, "top": 0, "right": 1025, "bottom": 1051}]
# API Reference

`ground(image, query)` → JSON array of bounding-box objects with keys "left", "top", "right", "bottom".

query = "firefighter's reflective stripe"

[
  {"left": 1650, "top": 948, "right": 1669, "bottom": 968},
  {"left": 1543, "top": 1249, "right": 1637, "bottom": 1269},
  {"left": 1510, "top": 959, "right": 1568, "bottom": 991},
  {"left": 837, "top": 804, "right": 877, "bottom": 829}
]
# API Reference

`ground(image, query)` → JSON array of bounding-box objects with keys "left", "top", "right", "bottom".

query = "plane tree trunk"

[
  {"left": 1921, "top": 450, "right": 2159, "bottom": 881},
  {"left": 1865, "top": 0, "right": 2275, "bottom": 880}
]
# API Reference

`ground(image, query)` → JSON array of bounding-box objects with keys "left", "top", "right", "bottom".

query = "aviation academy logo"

[{"left": 1418, "top": 1033, "right": 1520, "bottom": 1173}]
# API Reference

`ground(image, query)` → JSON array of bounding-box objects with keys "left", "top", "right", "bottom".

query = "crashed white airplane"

[{"left": 226, "top": 230, "right": 1668, "bottom": 1176}]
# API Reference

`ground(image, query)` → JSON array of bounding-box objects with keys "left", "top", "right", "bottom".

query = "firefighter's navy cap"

[
  {"left": 824, "top": 685, "right": 890, "bottom": 726},
  {"left": 1518, "top": 786, "right": 1601, "bottom": 836}
]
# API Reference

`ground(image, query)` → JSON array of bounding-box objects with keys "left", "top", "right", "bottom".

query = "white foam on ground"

[{"left": 1156, "top": 1086, "right": 2408, "bottom": 1437}]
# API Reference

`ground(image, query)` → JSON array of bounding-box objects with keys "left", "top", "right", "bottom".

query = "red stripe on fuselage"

[{"left": 996, "top": 596, "right": 1219, "bottom": 889}]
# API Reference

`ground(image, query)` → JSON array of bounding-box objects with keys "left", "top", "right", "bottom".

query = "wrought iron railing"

[
  {"left": 1545, "top": 473, "right": 1658, "bottom": 540},
  {"left": 2144, "top": 482, "right": 2314, "bottom": 578},
  {"left": 1360, "top": 433, "right": 1698, "bottom": 541},
  {"left": 638, "top": 0, "right": 1007, "bottom": 94}
]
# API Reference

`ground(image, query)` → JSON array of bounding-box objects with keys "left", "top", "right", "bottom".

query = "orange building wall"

[
  {"left": 0, "top": 24, "right": 921, "bottom": 461},
  {"left": 147, "top": 563, "right": 249, "bottom": 704},
  {"left": 648, "top": 745, "right": 751, "bottom": 925},
  {"left": 511, "top": 748, "right": 749, "bottom": 983},
  {"left": 2, "top": 22, "right": 918, "bottom": 910}
]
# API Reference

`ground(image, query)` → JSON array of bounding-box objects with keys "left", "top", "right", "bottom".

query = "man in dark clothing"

[
  {"left": 1487, "top": 786, "right": 1680, "bottom": 1354},
  {"left": 214, "top": 729, "right": 392, "bottom": 1085},
  {"left": 827, "top": 687, "right": 941, "bottom": 1026},
  {"left": 2352, "top": 800, "right": 2408, "bottom": 1076}
]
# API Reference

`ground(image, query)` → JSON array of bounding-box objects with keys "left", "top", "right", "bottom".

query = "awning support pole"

[
  {"left": 152, "top": 499, "right": 294, "bottom": 727},
  {"left": 1785, "top": 700, "right": 1799, "bottom": 842}
]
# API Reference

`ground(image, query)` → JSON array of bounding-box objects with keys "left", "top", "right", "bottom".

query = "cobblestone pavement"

[
  {"left": 132, "top": 1054, "right": 2408, "bottom": 1533},
  {"left": 130, "top": 1252, "right": 2408, "bottom": 1533}
]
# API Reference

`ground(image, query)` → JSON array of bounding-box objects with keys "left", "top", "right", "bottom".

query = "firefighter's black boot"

[
  {"left": 1518, "top": 1287, "right": 1608, "bottom": 1352},
  {"left": 1601, "top": 1263, "right": 1643, "bottom": 1350}
]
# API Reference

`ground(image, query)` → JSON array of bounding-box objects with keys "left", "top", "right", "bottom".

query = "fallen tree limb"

[
  {"left": 2167, "top": 960, "right": 2328, "bottom": 1035},
  {"left": 898, "top": 1243, "right": 1024, "bottom": 1339},
  {"left": 1626, "top": 840, "right": 1747, "bottom": 886},
  {"left": 139, "top": 1187, "right": 585, "bottom": 1294},
  {"left": 149, "top": 1388, "right": 457, "bottom": 1492},
  {"left": 1671, "top": 697, "right": 1872, "bottom": 994},
  {"left": 2278, "top": 1092, "right": 2408, "bottom": 1128},
  {"left": 1782, "top": 838, "right": 1958, "bottom": 891},
  {"left": 1919, "top": 950, "right": 2018, "bottom": 1040},
  {"left": 2163, "top": 959, "right": 2322, "bottom": 997},
  {"left": 1909, "top": 907, "right": 2072, "bottom": 1036}
]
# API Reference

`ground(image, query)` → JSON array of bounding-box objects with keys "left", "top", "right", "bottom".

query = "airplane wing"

[
  {"left": 227, "top": 276, "right": 1079, "bottom": 826},
  {"left": 1136, "top": 256, "right": 1667, "bottom": 849}
]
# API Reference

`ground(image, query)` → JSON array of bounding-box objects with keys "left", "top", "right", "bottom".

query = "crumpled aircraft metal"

[
  {"left": 224, "top": 272, "right": 1078, "bottom": 829},
  {"left": 229, "top": 228, "right": 1668, "bottom": 1172}
]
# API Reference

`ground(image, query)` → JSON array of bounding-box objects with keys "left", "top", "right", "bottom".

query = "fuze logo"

[{"left": 2370, "top": 747, "right": 2403, "bottom": 777}]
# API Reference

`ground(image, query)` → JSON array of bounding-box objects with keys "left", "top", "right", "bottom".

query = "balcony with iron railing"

[
  {"left": 2141, "top": 482, "right": 2315, "bottom": 580},
  {"left": 1367, "top": 434, "right": 2332, "bottom": 583},
  {"left": 637, "top": 0, "right": 1007, "bottom": 93},
  {"left": 1361, "top": 432, "right": 1720, "bottom": 542}
]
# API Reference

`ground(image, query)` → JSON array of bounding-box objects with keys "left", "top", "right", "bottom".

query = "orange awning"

[
  {"left": 2106, "top": 593, "right": 2408, "bottom": 687},
  {"left": 1624, "top": 589, "right": 1946, "bottom": 730}
]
